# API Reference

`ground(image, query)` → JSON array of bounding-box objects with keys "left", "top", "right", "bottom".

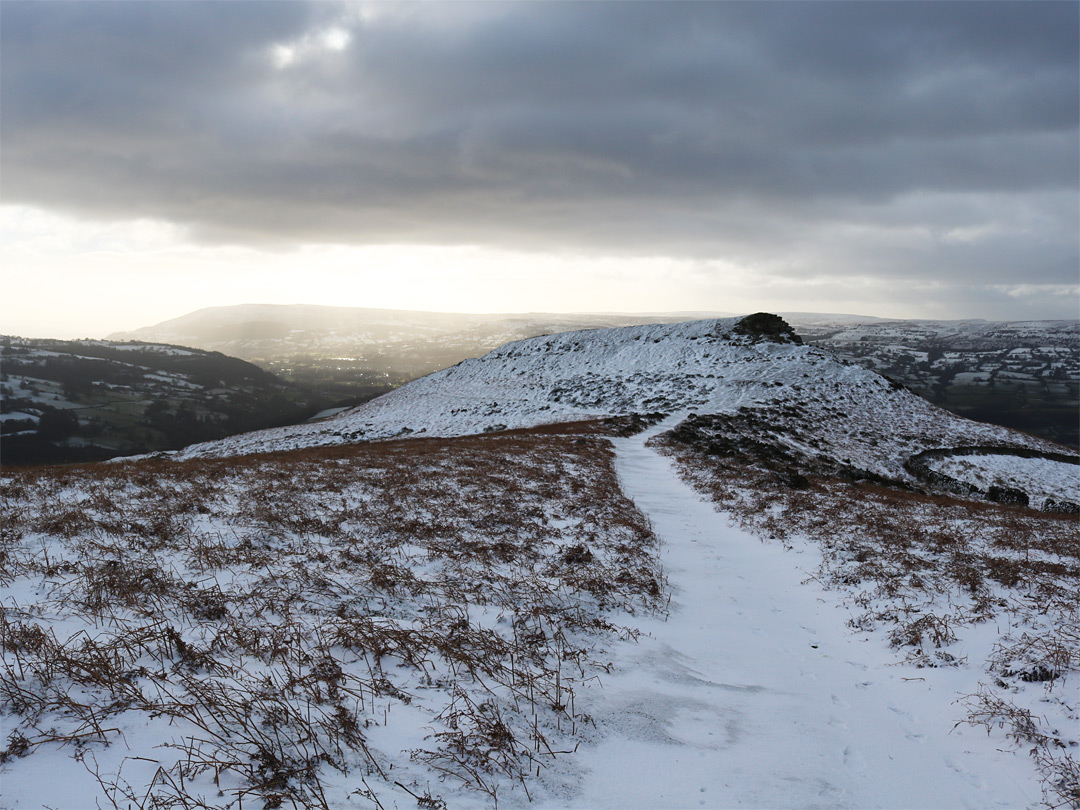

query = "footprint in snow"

[{"left": 842, "top": 745, "right": 866, "bottom": 771}]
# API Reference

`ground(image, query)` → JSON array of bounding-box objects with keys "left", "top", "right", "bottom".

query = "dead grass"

[{"left": 0, "top": 423, "right": 664, "bottom": 809}]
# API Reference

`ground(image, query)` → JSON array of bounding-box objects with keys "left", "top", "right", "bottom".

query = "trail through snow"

[{"left": 542, "top": 416, "right": 1041, "bottom": 809}]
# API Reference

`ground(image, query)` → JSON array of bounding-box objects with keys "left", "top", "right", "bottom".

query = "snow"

[
  {"left": 307, "top": 406, "right": 352, "bottom": 422},
  {"left": 0, "top": 432, "right": 670, "bottom": 810},
  {"left": 1, "top": 416, "right": 1058, "bottom": 809},
  {"left": 1, "top": 375, "right": 83, "bottom": 409},
  {"left": 0, "top": 412, "right": 38, "bottom": 423},
  {"left": 548, "top": 417, "right": 1041, "bottom": 809}
]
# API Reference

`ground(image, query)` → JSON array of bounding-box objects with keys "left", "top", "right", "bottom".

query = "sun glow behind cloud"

[
  {"left": 4, "top": 205, "right": 1073, "bottom": 340},
  {"left": 0, "top": 206, "right": 732, "bottom": 337},
  {"left": 0, "top": 206, "right": 693, "bottom": 337},
  {"left": 270, "top": 25, "right": 351, "bottom": 69}
]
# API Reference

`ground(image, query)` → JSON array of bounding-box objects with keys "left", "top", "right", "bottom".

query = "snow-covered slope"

[{"left": 172, "top": 316, "right": 1062, "bottom": 479}]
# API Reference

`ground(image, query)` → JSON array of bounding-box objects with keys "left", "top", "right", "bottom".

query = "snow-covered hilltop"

[
  {"left": 109, "top": 304, "right": 1079, "bottom": 448},
  {"left": 173, "top": 315, "right": 1064, "bottom": 483}
]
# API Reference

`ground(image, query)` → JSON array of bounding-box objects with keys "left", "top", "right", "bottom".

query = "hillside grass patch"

[{"left": 0, "top": 424, "right": 664, "bottom": 809}]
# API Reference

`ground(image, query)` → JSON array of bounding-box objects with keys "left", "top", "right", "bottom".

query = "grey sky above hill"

[{"left": 1, "top": 1, "right": 1077, "bottom": 335}]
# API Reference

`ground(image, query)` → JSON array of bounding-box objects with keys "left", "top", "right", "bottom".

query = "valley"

[
  {"left": 796, "top": 317, "right": 1080, "bottom": 449},
  {"left": 0, "top": 338, "right": 331, "bottom": 466}
]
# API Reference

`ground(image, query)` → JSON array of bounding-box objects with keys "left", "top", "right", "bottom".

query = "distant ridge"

[{"left": 108, "top": 303, "right": 738, "bottom": 350}]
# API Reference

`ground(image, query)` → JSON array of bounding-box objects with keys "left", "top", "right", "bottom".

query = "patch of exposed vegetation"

[
  {"left": 0, "top": 424, "right": 664, "bottom": 808},
  {"left": 667, "top": 410, "right": 914, "bottom": 489}
]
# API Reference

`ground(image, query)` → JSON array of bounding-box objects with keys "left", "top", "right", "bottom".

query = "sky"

[{"left": 1, "top": 1, "right": 1077, "bottom": 338}]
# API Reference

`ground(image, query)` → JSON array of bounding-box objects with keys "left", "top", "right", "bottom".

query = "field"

[
  {"left": 0, "top": 420, "right": 664, "bottom": 809},
  {"left": 2, "top": 414, "right": 1078, "bottom": 807}
]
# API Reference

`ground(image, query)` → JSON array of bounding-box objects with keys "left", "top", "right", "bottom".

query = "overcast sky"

[{"left": 2, "top": 1, "right": 1077, "bottom": 337}]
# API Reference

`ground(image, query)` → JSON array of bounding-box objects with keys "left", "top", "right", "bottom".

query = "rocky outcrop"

[
  {"left": 1043, "top": 498, "right": 1079, "bottom": 515},
  {"left": 731, "top": 313, "right": 803, "bottom": 345},
  {"left": 986, "top": 485, "right": 1030, "bottom": 507}
]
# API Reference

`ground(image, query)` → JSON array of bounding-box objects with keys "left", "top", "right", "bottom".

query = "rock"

[
  {"left": 986, "top": 485, "right": 1030, "bottom": 507},
  {"left": 1043, "top": 498, "right": 1080, "bottom": 514},
  {"left": 731, "top": 313, "right": 803, "bottom": 344}
]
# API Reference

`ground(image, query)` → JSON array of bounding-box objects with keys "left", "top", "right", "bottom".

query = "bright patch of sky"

[
  {"left": 270, "top": 25, "right": 351, "bottom": 69},
  {"left": 8, "top": 205, "right": 1073, "bottom": 339}
]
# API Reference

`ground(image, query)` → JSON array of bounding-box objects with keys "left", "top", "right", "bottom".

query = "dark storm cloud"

[{"left": 2, "top": 1, "right": 1077, "bottom": 288}]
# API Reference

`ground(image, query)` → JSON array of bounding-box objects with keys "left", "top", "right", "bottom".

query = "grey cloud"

[{"left": 1, "top": 1, "right": 1076, "bottom": 291}]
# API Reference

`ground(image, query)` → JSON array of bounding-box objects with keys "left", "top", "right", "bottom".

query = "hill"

[
  {"left": 107, "top": 304, "right": 730, "bottom": 395},
  {"left": 170, "top": 315, "right": 1068, "bottom": 491},
  {"left": 110, "top": 305, "right": 1080, "bottom": 448},
  {"left": 0, "top": 337, "right": 328, "bottom": 465}
]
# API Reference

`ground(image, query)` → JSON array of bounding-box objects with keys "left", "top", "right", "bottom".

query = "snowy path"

[{"left": 544, "top": 416, "right": 1040, "bottom": 809}]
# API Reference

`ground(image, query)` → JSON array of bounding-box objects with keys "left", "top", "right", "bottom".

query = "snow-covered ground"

[
  {"left": 2, "top": 316, "right": 1075, "bottom": 808},
  {"left": 553, "top": 417, "right": 1042, "bottom": 809},
  {"left": 306, "top": 405, "right": 352, "bottom": 422},
  {"left": 0, "top": 412, "right": 39, "bottom": 424},
  {"left": 1, "top": 375, "right": 83, "bottom": 410},
  {"left": 1, "top": 415, "right": 1060, "bottom": 810},
  {"left": 0, "top": 429, "right": 667, "bottom": 810}
]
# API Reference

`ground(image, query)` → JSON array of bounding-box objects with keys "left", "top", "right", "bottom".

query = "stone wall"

[{"left": 903, "top": 446, "right": 1079, "bottom": 513}]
